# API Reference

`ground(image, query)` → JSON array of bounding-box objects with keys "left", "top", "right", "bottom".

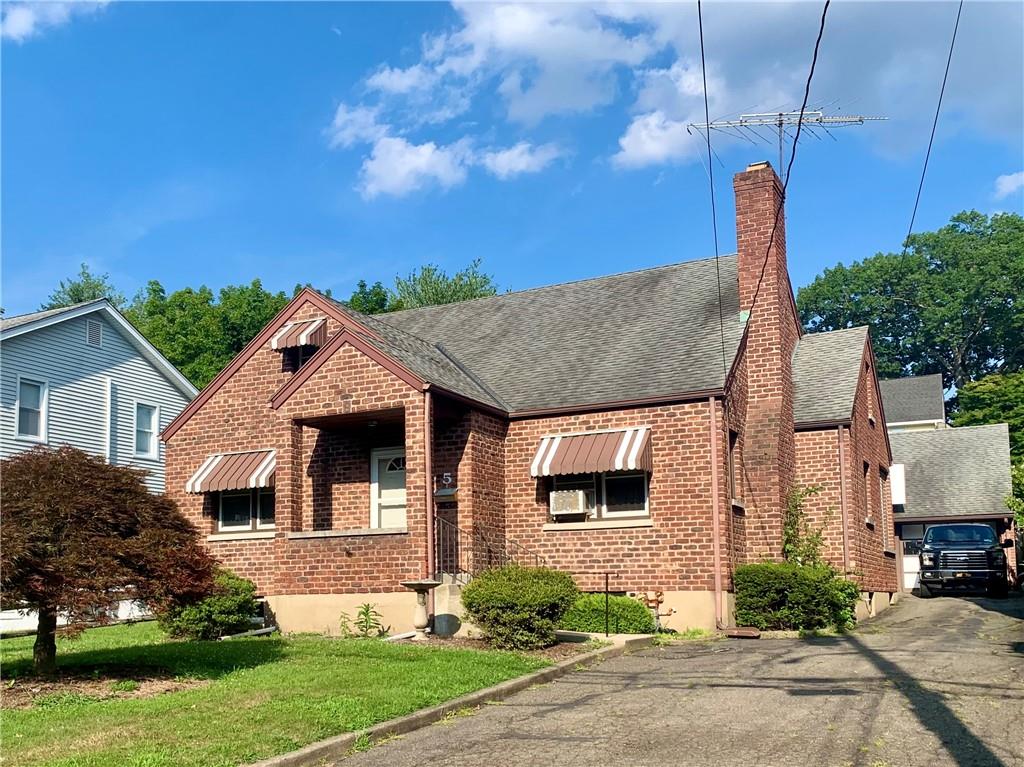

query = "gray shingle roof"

[
  {"left": 791, "top": 326, "right": 868, "bottom": 424},
  {"left": 375, "top": 256, "right": 745, "bottom": 413},
  {"left": 879, "top": 374, "right": 945, "bottom": 424},
  {"left": 0, "top": 299, "right": 107, "bottom": 333},
  {"left": 890, "top": 424, "right": 1012, "bottom": 519}
]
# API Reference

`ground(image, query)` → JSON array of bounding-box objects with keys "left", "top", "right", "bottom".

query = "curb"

[{"left": 244, "top": 635, "right": 654, "bottom": 767}]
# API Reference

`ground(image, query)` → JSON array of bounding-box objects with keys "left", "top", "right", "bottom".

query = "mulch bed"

[
  {"left": 1, "top": 667, "right": 208, "bottom": 710},
  {"left": 426, "top": 635, "right": 601, "bottom": 662}
]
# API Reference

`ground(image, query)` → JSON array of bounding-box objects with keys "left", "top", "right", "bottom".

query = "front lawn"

[{"left": 1, "top": 622, "right": 548, "bottom": 767}]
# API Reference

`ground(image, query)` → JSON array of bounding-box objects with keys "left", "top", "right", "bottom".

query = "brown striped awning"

[
  {"left": 530, "top": 427, "right": 652, "bottom": 478},
  {"left": 270, "top": 318, "right": 327, "bottom": 350},
  {"left": 185, "top": 450, "right": 276, "bottom": 494}
]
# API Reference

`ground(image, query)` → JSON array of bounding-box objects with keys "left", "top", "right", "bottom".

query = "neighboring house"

[
  {"left": 163, "top": 162, "right": 898, "bottom": 635},
  {"left": 0, "top": 299, "right": 197, "bottom": 492},
  {"left": 879, "top": 375, "right": 1016, "bottom": 590},
  {"left": 878, "top": 374, "right": 947, "bottom": 432}
]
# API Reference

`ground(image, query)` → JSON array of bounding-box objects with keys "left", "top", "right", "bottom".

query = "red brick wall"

[
  {"left": 504, "top": 401, "right": 722, "bottom": 594},
  {"left": 794, "top": 428, "right": 847, "bottom": 567},
  {"left": 733, "top": 163, "right": 800, "bottom": 560},
  {"left": 165, "top": 298, "right": 428, "bottom": 597}
]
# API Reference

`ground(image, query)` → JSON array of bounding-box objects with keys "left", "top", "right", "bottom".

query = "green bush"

[
  {"left": 461, "top": 565, "right": 579, "bottom": 650},
  {"left": 560, "top": 593, "right": 656, "bottom": 634},
  {"left": 157, "top": 569, "right": 259, "bottom": 640},
  {"left": 734, "top": 563, "right": 860, "bottom": 631}
]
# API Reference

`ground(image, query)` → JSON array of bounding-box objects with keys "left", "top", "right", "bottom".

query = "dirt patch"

[
  {"left": 426, "top": 636, "right": 600, "bottom": 662},
  {"left": 1, "top": 667, "right": 208, "bottom": 710}
]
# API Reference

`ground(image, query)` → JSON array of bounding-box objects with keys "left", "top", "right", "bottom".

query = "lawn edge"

[{"left": 244, "top": 635, "right": 654, "bottom": 767}]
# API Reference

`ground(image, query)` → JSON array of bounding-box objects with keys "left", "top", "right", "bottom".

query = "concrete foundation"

[{"left": 265, "top": 592, "right": 418, "bottom": 635}]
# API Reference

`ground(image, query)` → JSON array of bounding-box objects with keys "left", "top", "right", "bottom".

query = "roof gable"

[
  {"left": 0, "top": 299, "right": 197, "bottom": 399},
  {"left": 879, "top": 374, "right": 946, "bottom": 424}
]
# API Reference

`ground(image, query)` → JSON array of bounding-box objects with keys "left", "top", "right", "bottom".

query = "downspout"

[
  {"left": 707, "top": 397, "right": 725, "bottom": 629},
  {"left": 837, "top": 425, "right": 851, "bottom": 574},
  {"left": 424, "top": 390, "right": 435, "bottom": 619}
]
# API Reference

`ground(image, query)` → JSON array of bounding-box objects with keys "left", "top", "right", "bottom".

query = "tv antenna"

[{"left": 688, "top": 109, "right": 887, "bottom": 176}]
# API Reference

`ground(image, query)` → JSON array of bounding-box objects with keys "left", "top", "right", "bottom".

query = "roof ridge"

[
  {"left": 1, "top": 297, "right": 110, "bottom": 326},
  {"left": 380, "top": 253, "right": 737, "bottom": 319}
]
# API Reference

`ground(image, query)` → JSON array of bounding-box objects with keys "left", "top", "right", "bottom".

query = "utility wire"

[
  {"left": 745, "top": 0, "right": 830, "bottom": 321},
  {"left": 899, "top": 0, "right": 964, "bottom": 259},
  {"left": 697, "top": 0, "right": 729, "bottom": 379}
]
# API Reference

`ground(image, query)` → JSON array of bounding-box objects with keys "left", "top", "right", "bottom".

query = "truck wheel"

[
  {"left": 918, "top": 584, "right": 933, "bottom": 598},
  {"left": 988, "top": 581, "right": 1009, "bottom": 599}
]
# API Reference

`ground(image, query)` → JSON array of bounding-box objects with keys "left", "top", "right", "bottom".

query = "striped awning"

[
  {"left": 186, "top": 450, "right": 276, "bottom": 494},
  {"left": 270, "top": 319, "right": 327, "bottom": 350},
  {"left": 530, "top": 427, "right": 652, "bottom": 478}
]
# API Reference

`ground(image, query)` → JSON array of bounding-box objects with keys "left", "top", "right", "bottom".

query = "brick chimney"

[{"left": 733, "top": 161, "right": 800, "bottom": 560}]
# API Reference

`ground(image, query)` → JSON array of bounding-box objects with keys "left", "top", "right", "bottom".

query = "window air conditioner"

[{"left": 550, "top": 489, "right": 588, "bottom": 516}]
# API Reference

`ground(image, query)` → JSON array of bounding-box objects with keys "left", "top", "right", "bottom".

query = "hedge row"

[
  {"left": 560, "top": 593, "right": 655, "bottom": 634},
  {"left": 734, "top": 563, "right": 859, "bottom": 631}
]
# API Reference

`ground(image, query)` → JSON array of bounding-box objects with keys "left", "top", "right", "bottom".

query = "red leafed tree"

[{"left": 1, "top": 446, "right": 216, "bottom": 675}]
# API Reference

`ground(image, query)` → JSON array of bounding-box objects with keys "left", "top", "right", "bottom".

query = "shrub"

[
  {"left": 734, "top": 563, "right": 860, "bottom": 631},
  {"left": 560, "top": 593, "right": 655, "bottom": 634},
  {"left": 158, "top": 569, "right": 259, "bottom": 640},
  {"left": 461, "top": 565, "right": 579, "bottom": 650}
]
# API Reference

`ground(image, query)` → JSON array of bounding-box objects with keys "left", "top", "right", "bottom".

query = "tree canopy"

[
  {"left": 343, "top": 259, "right": 499, "bottom": 314},
  {"left": 1, "top": 447, "right": 216, "bottom": 674},
  {"left": 952, "top": 372, "right": 1024, "bottom": 459},
  {"left": 41, "top": 263, "right": 125, "bottom": 310},
  {"left": 797, "top": 211, "right": 1023, "bottom": 390}
]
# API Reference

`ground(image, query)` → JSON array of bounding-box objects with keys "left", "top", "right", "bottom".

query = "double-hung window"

[
  {"left": 16, "top": 378, "right": 47, "bottom": 441},
  {"left": 135, "top": 403, "right": 158, "bottom": 458},
  {"left": 218, "top": 489, "right": 275, "bottom": 532},
  {"left": 550, "top": 472, "right": 648, "bottom": 522}
]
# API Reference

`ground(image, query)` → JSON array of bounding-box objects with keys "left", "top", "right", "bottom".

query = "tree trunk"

[{"left": 33, "top": 606, "right": 58, "bottom": 677}]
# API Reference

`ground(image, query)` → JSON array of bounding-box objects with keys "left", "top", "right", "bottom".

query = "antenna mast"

[{"left": 689, "top": 110, "right": 887, "bottom": 175}]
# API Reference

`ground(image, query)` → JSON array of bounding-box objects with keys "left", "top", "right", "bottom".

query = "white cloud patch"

[
  {"left": 1, "top": 1, "right": 107, "bottom": 42},
  {"left": 366, "top": 63, "right": 438, "bottom": 95},
  {"left": 994, "top": 171, "right": 1024, "bottom": 200},
  {"left": 480, "top": 142, "right": 562, "bottom": 179},
  {"left": 326, "top": 104, "right": 387, "bottom": 149},
  {"left": 613, "top": 111, "right": 695, "bottom": 169},
  {"left": 358, "top": 137, "right": 472, "bottom": 199}
]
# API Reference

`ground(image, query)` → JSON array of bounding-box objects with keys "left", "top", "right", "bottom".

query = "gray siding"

[{"left": 0, "top": 313, "right": 190, "bottom": 492}]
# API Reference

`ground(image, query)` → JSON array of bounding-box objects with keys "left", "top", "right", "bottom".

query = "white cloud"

[
  {"left": 326, "top": 104, "right": 387, "bottom": 149},
  {"left": 366, "top": 63, "right": 437, "bottom": 95},
  {"left": 613, "top": 111, "right": 696, "bottom": 169},
  {"left": 1, "top": 1, "right": 107, "bottom": 42},
  {"left": 358, "top": 137, "right": 472, "bottom": 199},
  {"left": 480, "top": 142, "right": 562, "bottom": 179},
  {"left": 994, "top": 171, "right": 1024, "bottom": 200}
]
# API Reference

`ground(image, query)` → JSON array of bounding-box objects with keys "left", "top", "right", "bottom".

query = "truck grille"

[{"left": 938, "top": 551, "right": 988, "bottom": 570}]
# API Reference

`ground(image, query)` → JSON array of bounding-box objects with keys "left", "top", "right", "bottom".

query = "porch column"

[{"left": 283, "top": 420, "right": 304, "bottom": 533}]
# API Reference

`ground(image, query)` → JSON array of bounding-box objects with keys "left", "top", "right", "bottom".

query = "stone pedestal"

[{"left": 399, "top": 579, "right": 441, "bottom": 641}]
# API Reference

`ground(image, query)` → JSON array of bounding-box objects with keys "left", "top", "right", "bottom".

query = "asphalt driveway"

[{"left": 341, "top": 594, "right": 1023, "bottom": 767}]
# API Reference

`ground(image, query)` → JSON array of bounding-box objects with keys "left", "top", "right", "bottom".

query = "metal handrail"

[{"left": 433, "top": 516, "right": 544, "bottom": 584}]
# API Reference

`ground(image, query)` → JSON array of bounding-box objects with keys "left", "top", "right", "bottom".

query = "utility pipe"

[
  {"left": 837, "top": 425, "right": 851, "bottom": 574},
  {"left": 707, "top": 396, "right": 725, "bottom": 629},
  {"left": 424, "top": 390, "right": 435, "bottom": 618}
]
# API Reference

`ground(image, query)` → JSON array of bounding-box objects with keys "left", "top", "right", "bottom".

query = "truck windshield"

[{"left": 923, "top": 525, "right": 997, "bottom": 545}]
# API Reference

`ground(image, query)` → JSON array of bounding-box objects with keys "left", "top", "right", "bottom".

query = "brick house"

[{"left": 163, "top": 162, "right": 898, "bottom": 634}]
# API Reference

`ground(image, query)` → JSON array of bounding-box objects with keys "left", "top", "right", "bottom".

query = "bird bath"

[{"left": 399, "top": 579, "right": 442, "bottom": 640}]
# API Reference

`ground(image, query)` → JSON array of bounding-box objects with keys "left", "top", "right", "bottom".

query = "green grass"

[{"left": 1, "top": 622, "right": 548, "bottom": 767}]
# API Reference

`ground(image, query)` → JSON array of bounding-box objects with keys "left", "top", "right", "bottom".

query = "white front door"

[{"left": 370, "top": 447, "right": 407, "bottom": 528}]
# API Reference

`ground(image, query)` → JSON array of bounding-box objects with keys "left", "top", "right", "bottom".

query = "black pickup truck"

[{"left": 918, "top": 523, "right": 1012, "bottom": 598}]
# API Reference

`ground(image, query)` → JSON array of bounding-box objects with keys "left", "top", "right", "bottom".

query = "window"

[
  {"left": 862, "top": 461, "right": 872, "bottom": 525},
  {"left": 284, "top": 345, "right": 317, "bottom": 372},
  {"left": 135, "top": 403, "right": 158, "bottom": 457},
  {"left": 218, "top": 489, "right": 275, "bottom": 532},
  {"left": 86, "top": 319, "right": 102, "bottom": 347},
  {"left": 727, "top": 430, "right": 740, "bottom": 500},
  {"left": 16, "top": 378, "right": 47, "bottom": 441},
  {"left": 550, "top": 472, "right": 648, "bottom": 521}
]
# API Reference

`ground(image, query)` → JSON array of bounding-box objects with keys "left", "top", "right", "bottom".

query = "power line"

[
  {"left": 697, "top": 0, "right": 728, "bottom": 379},
  {"left": 745, "top": 0, "right": 831, "bottom": 320},
  {"left": 899, "top": 0, "right": 964, "bottom": 259}
]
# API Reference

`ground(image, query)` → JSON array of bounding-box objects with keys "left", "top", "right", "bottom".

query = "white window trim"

[
  {"left": 15, "top": 375, "right": 48, "bottom": 444},
  {"left": 256, "top": 488, "right": 276, "bottom": 530},
  {"left": 133, "top": 401, "right": 160, "bottom": 459},
  {"left": 600, "top": 471, "right": 650, "bottom": 519},
  {"left": 218, "top": 490, "right": 256, "bottom": 532},
  {"left": 551, "top": 471, "right": 649, "bottom": 521},
  {"left": 369, "top": 446, "right": 406, "bottom": 529}
]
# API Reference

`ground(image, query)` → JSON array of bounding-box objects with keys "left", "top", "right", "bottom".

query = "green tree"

[
  {"left": 345, "top": 280, "right": 392, "bottom": 314},
  {"left": 390, "top": 259, "right": 498, "bottom": 310},
  {"left": 953, "top": 372, "right": 1024, "bottom": 458},
  {"left": 798, "top": 211, "right": 1024, "bottom": 389},
  {"left": 1, "top": 447, "right": 216, "bottom": 675},
  {"left": 125, "top": 279, "right": 288, "bottom": 389},
  {"left": 42, "top": 263, "right": 125, "bottom": 310}
]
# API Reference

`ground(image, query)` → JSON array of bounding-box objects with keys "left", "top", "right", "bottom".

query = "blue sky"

[{"left": 2, "top": 1, "right": 1022, "bottom": 316}]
